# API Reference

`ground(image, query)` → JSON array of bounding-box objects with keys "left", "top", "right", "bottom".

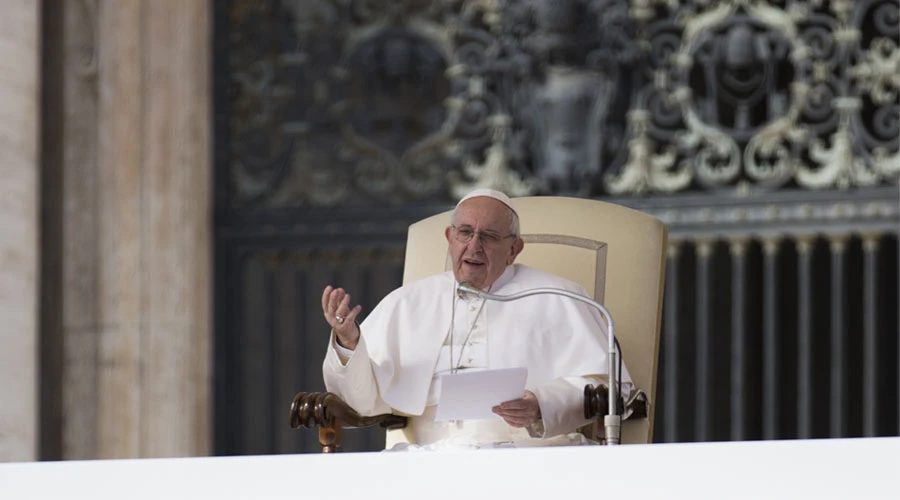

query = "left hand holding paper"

[
  {"left": 434, "top": 367, "right": 527, "bottom": 421},
  {"left": 492, "top": 390, "right": 541, "bottom": 428}
]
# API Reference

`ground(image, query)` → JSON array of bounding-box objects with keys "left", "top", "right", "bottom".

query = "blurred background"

[{"left": 0, "top": 0, "right": 897, "bottom": 461}]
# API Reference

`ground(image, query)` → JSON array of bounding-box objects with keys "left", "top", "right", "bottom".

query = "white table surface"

[{"left": 2, "top": 437, "right": 898, "bottom": 499}]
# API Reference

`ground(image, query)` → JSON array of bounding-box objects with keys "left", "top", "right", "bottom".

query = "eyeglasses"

[{"left": 450, "top": 225, "right": 516, "bottom": 248}]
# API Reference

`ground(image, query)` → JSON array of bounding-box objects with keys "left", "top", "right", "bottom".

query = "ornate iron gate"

[{"left": 214, "top": 0, "right": 899, "bottom": 454}]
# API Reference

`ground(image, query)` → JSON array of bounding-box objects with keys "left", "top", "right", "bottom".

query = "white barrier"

[{"left": 2, "top": 437, "right": 898, "bottom": 499}]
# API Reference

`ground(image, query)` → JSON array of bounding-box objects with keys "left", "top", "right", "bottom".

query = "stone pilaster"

[
  {"left": 0, "top": 0, "right": 40, "bottom": 463},
  {"left": 43, "top": 0, "right": 211, "bottom": 459}
]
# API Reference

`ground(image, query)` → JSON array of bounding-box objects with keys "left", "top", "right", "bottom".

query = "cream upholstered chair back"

[{"left": 390, "top": 196, "right": 668, "bottom": 446}]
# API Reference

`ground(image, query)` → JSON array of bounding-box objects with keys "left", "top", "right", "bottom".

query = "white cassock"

[{"left": 323, "top": 263, "right": 632, "bottom": 449}]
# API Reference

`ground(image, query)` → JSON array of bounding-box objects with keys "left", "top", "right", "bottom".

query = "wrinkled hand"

[
  {"left": 322, "top": 286, "right": 362, "bottom": 350},
  {"left": 492, "top": 390, "right": 541, "bottom": 428}
]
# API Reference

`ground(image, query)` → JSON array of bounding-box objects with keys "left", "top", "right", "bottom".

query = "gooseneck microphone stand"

[{"left": 456, "top": 281, "right": 622, "bottom": 445}]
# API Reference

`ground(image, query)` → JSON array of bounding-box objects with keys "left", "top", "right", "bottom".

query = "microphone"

[
  {"left": 456, "top": 281, "right": 484, "bottom": 300},
  {"left": 454, "top": 280, "right": 623, "bottom": 445}
]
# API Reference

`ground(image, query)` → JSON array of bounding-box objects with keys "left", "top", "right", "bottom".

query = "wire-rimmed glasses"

[{"left": 450, "top": 225, "right": 516, "bottom": 248}]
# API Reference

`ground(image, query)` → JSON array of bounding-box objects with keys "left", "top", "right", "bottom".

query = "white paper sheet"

[{"left": 433, "top": 367, "right": 528, "bottom": 421}]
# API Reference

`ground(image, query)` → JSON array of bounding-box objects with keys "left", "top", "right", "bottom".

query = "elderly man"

[{"left": 322, "top": 189, "right": 631, "bottom": 448}]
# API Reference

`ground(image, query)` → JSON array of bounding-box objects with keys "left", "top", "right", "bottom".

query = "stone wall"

[{"left": 0, "top": 0, "right": 40, "bottom": 463}]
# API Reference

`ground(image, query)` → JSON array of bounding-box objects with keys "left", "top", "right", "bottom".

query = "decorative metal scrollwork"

[{"left": 226, "top": 0, "right": 900, "bottom": 206}]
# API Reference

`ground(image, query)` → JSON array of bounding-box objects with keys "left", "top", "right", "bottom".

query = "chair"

[{"left": 291, "top": 196, "right": 668, "bottom": 450}]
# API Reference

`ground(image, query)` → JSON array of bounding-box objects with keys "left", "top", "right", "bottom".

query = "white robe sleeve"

[
  {"left": 322, "top": 331, "right": 392, "bottom": 416},
  {"left": 529, "top": 376, "right": 594, "bottom": 438}
]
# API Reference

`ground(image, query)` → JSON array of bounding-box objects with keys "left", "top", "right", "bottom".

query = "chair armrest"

[
  {"left": 583, "top": 384, "right": 649, "bottom": 421},
  {"left": 290, "top": 392, "right": 408, "bottom": 453}
]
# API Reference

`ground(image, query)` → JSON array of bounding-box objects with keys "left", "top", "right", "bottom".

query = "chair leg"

[{"left": 319, "top": 425, "right": 341, "bottom": 453}]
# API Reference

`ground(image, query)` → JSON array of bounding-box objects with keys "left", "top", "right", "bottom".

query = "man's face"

[{"left": 445, "top": 197, "right": 524, "bottom": 290}]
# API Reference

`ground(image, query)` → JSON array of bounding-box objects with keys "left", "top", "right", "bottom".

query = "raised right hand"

[{"left": 322, "top": 285, "right": 362, "bottom": 350}]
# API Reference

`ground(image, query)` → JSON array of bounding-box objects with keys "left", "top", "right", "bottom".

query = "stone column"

[
  {"left": 0, "top": 0, "right": 40, "bottom": 463},
  {"left": 43, "top": 0, "right": 211, "bottom": 459},
  {"left": 139, "top": 0, "right": 212, "bottom": 458}
]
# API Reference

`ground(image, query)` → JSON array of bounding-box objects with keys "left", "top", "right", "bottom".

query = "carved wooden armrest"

[
  {"left": 290, "top": 392, "right": 408, "bottom": 453},
  {"left": 583, "top": 384, "right": 650, "bottom": 421}
]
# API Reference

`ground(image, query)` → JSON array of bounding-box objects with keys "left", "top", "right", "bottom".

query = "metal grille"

[{"left": 655, "top": 234, "right": 899, "bottom": 442}]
